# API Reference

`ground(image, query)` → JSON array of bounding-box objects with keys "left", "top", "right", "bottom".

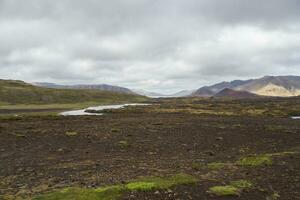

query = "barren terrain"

[{"left": 0, "top": 97, "right": 299, "bottom": 199}]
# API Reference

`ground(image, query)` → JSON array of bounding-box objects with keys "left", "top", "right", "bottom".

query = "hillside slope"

[
  {"left": 33, "top": 82, "right": 135, "bottom": 95},
  {"left": 214, "top": 88, "right": 258, "bottom": 98},
  {"left": 192, "top": 80, "right": 252, "bottom": 97},
  {"left": 0, "top": 80, "right": 147, "bottom": 105},
  {"left": 236, "top": 76, "right": 300, "bottom": 96},
  {"left": 193, "top": 76, "right": 300, "bottom": 97}
]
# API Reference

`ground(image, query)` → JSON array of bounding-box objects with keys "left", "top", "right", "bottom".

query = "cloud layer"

[{"left": 1, "top": 0, "right": 300, "bottom": 92}]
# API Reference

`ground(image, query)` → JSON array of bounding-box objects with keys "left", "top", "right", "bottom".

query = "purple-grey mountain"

[
  {"left": 33, "top": 82, "right": 135, "bottom": 95},
  {"left": 192, "top": 76, "right": 300, "bottom": 97},
  {"left": 213, "top": 88, "right": 258, "bottom": 98}
]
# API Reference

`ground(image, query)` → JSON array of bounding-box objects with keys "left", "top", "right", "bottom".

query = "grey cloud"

[
  {"left": 0, "top": 0, "right": 300, "bottom": 93},
  {"left": 182, "top": 0, "right": 300, "bottom": 27}
]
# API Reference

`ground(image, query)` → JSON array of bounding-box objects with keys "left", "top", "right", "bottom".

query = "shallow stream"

[{"left": 60, "top": 103, "right": 150, "bottom": 116}]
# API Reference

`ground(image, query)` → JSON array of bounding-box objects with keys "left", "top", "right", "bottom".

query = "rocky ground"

[{"left": 0, "top": 97, "right": 299, "bottom": 199}]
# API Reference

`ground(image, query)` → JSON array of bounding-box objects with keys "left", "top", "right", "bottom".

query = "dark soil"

[{"left": 0, "top": 98, "right": 299, "bottom": 199}]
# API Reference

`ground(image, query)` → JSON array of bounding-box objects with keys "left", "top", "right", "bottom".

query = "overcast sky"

[{"left": 1, "top": 0, "right": 300, "bottom": 93}]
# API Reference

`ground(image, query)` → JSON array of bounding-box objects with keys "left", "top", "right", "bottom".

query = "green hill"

[{"left": 0, "top": 79, "right": 148, "bottom": 105}]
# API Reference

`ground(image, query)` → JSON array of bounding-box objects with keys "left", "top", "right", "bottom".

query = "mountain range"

[
  {"left": 29, "top": 75, "right": 300, "bottom": 98},
  {"left": 33, "top": 82, "right": 135, "bottom": 95},
  {"left": 0, "top": 80, "right": 147, "bottom": 105},
  {"left": 132, "top": 89, "right": 196, "bottom": 98},
  {"left": 213, "top": 88, "right": 258, "bottom": 98},
  {"left": 192, "top": 76, "right": 300, "bottom": 97}
]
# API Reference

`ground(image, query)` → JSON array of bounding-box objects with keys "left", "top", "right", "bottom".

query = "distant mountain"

[
  {"left": 192, "top": 80, "right": 252, "bottom": 97},
  {"left": 32, "top": 82, "right": 59, "bottom": 88},
  {"left": 132, "top": 89, "right": 195, "bottom": 98},
  {"left": 131, "top": 89, "right": 166, "bottom": 98},
  {"left": 191, "top": 86, "right": 216, "bottom": 97},
  {"left": 235, "top": 76, "right": 300, "bottom": 96},
  {"left": 33, "top": 82, "right": 135, "bottom": 95},
  {"left": 214, "top": 88, "right": 258, "bottom": 98},
  {"left": 0, "top": 80, "right": 148, "bottom": 105},
  {"left": 170, "top": 89, "right": 195, "bottom": 97},
  {"left": 192, "top": 76, "right": 300, "bottom": 97}
]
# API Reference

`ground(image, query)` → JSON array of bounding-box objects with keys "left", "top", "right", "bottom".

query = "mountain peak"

[
  {"left": 214, "top": 88, "right": 258, "bottom": 98},
  {"left": 193, "top": 75, "right": 300, "bottom": 97}
]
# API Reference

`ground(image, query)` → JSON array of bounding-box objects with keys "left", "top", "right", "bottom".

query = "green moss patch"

[
  {"left": 209, "top": 186, "right": 240, "bottom": 196},
  {"left": 207, "top": 162, "right": 226, "bottom": 170},
  {"left": 119, "top": 140, "right": 129, "bottom": 147},
  {"left": 10, "top": 133, "right": 26, "bottom": 138},
  {"left": 111, "top": 128, "right": 120, "bottom": 133},
  {"left": 266, "top": 192, "right": 280, "bottom": 200},
  {"left": 209, "top": 180, "right": 253, "bottom": 196},
  {"left": 230, "top": 180, "right": 253, "bottom": 189},
  {"left": 236, "top": 155, "right": 272, "bottom": 167},
  {"left": 33, "top": 186, "right": 124, "bottom": 200},
  {"left": 196, "top": 151, "right": 298, "bottom": 171},
  {"left": 65, "top": 131, "right": 78, "bottom": 136},
  {"left": 126, "top": 173, "right": 197, "bottom": 191},
  {"left": 126, "top": 182, "right": 156, "bottom": 191},
  {"left": 33, "top": 174, "right": 197, "bottom": 200},
  {"left": 236, "top": 151, "right": 299, "bottom": 167}
]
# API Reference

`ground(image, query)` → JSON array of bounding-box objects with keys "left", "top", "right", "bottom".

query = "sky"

[{"left": 0, "top": 0, "right": 300, "bottom": 93}]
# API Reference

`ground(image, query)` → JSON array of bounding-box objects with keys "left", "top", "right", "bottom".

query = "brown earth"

[{"left": 0, "top": 98, "right": 299, "bottom": 199}]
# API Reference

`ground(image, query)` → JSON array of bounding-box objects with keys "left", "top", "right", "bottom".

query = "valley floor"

[{"left": 0, "top": 97, "right": 299, "bottom": 200}]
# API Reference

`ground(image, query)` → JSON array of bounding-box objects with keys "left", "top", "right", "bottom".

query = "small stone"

[
  {"left": 216, "top": 137, "right": 223, "bottom": 141},
  {"left": 205, "top": 151, "right": 215, "bottom": 156}
]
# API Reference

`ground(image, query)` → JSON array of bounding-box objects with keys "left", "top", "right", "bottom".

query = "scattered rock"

[{"left": 205, "top": 151, "right": 215, "bottom": 156}]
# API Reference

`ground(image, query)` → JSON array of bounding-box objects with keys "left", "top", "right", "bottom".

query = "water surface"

[
  {"left": 291, "top": 116, "right": 300, "bottom": 119},
  {"left": 60, "top": 103, "right": 150, "bottom": 116}
]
